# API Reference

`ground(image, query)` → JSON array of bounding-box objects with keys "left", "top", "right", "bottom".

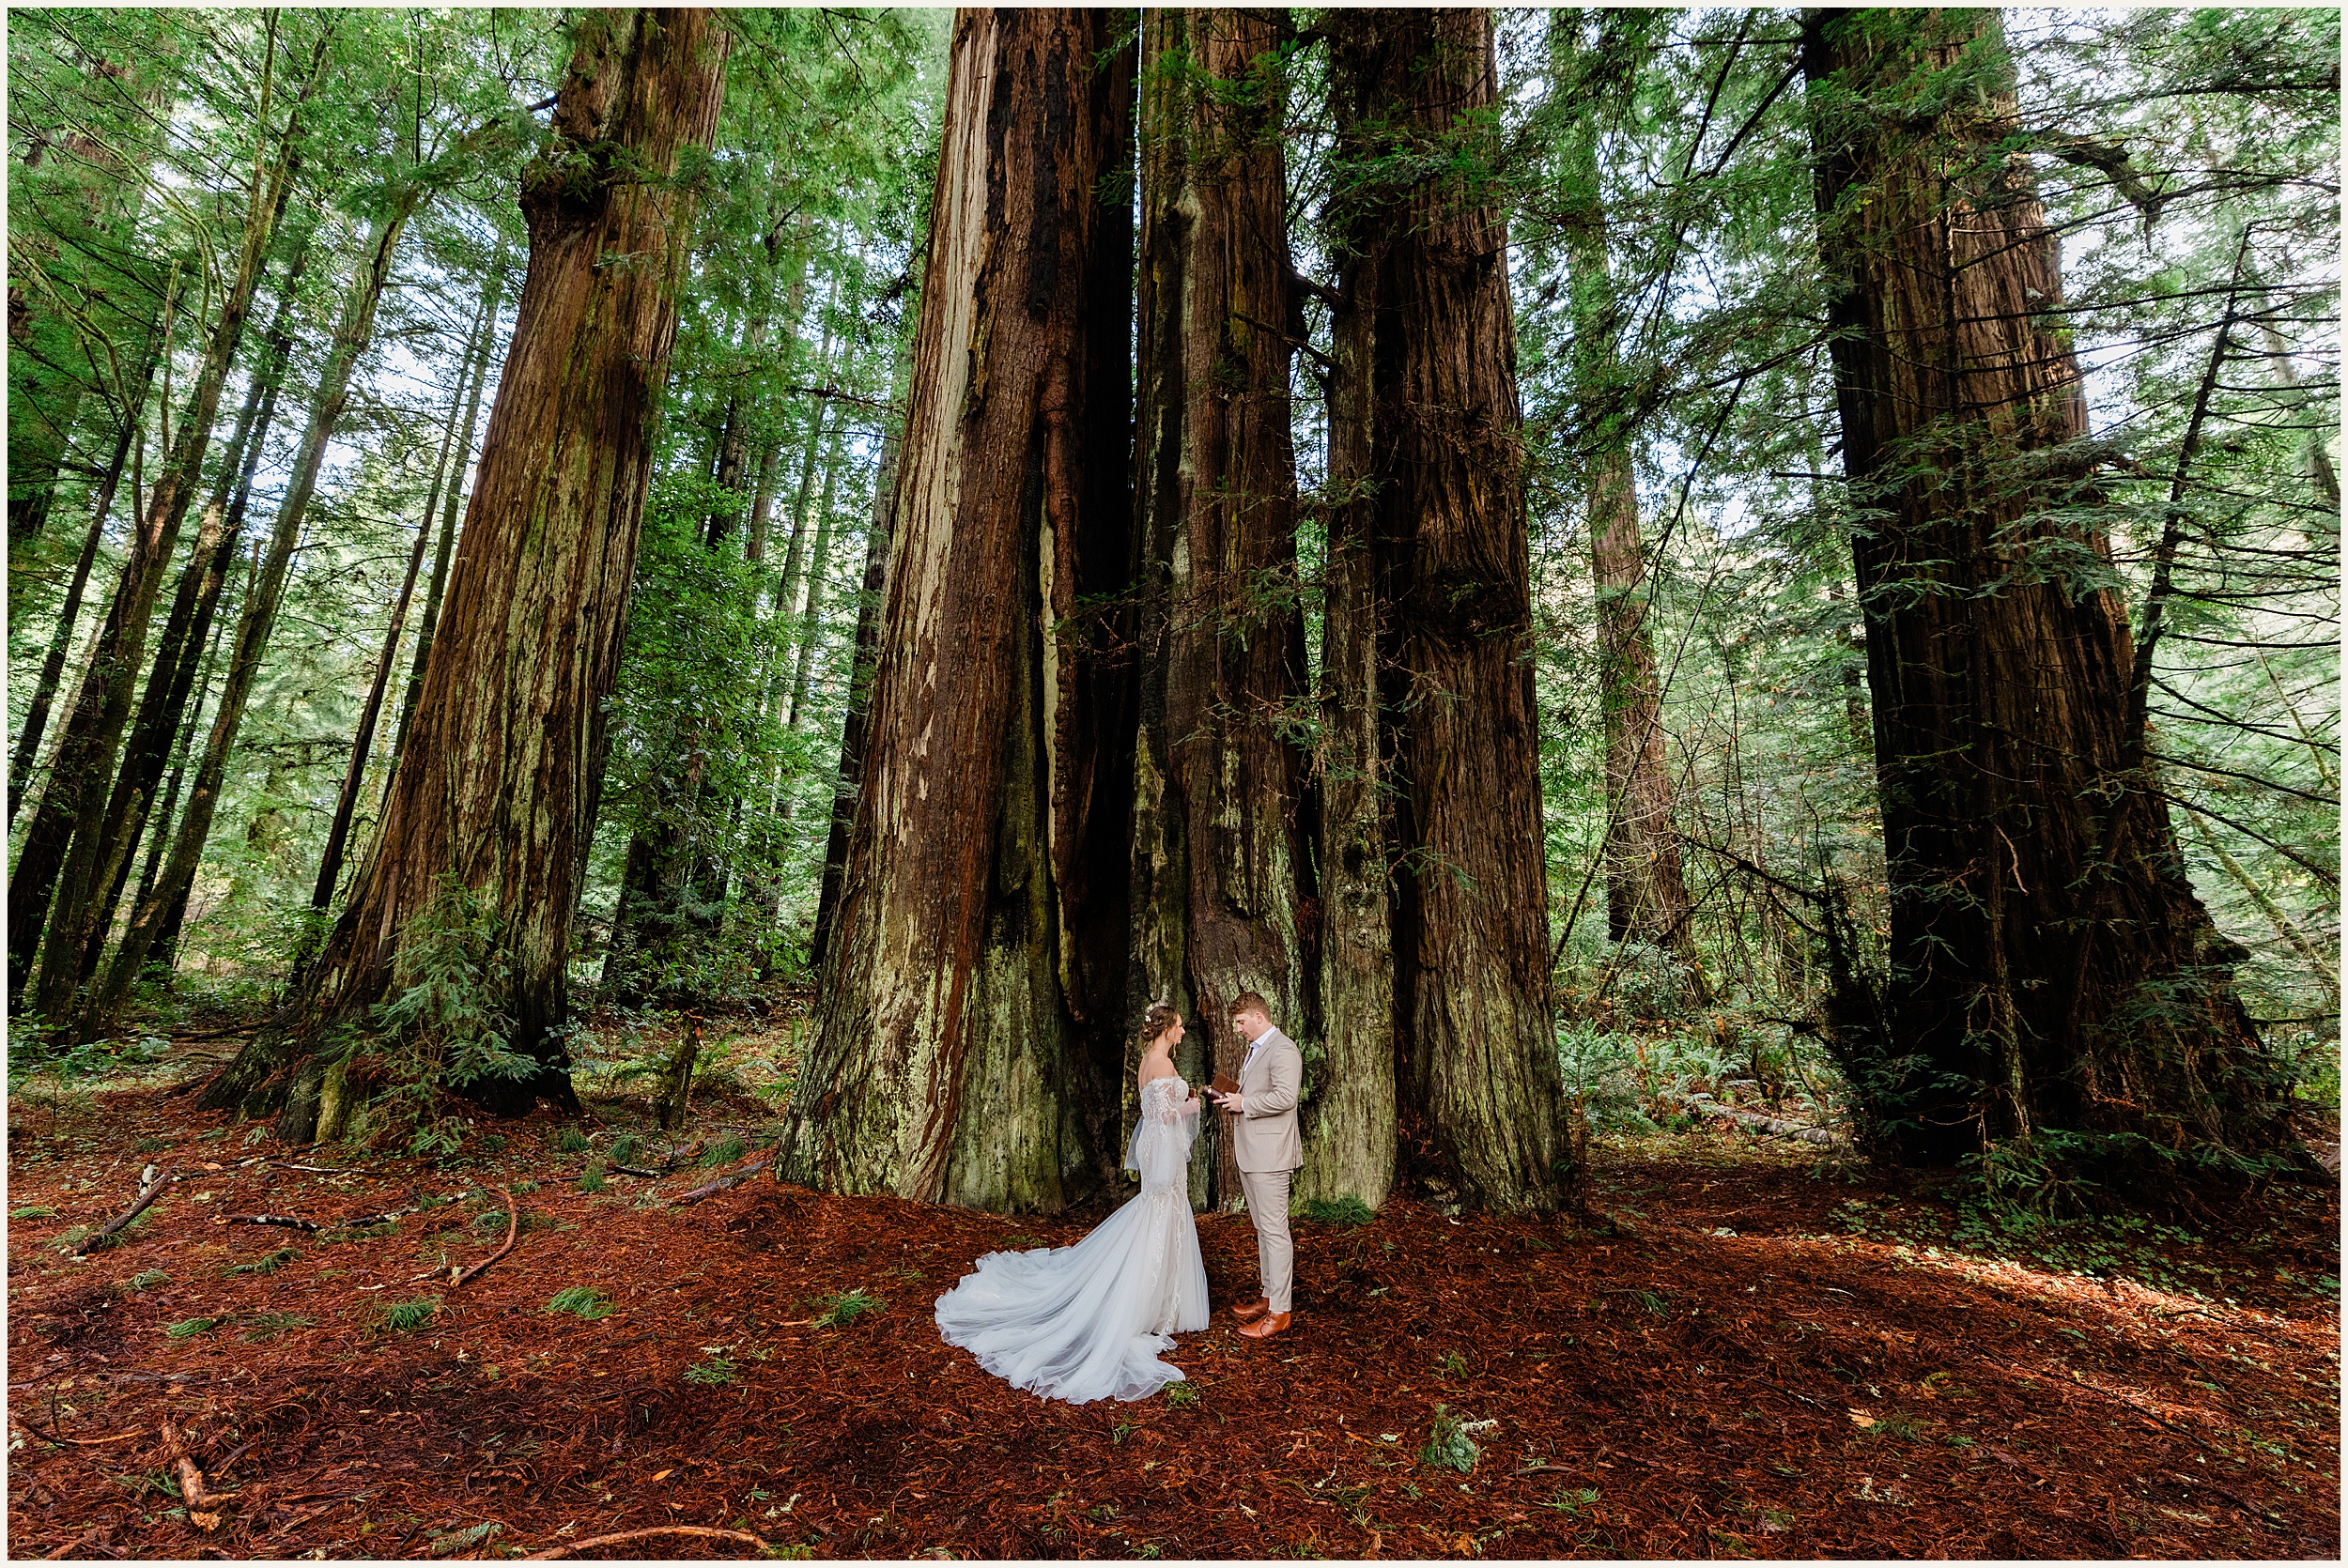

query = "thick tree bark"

[
  {"left": 200, "top": 9, "right": 730, "bottom": 1139},
  {"left": 1329, "top": 8, "right": 1570, "bottom": 1211},
  {"left": 1130, "top": 8, "right": 1325, "bottom": 1211},
  {"left": 1802, "top": 8, "right": 2295, "bottom": 1176},
  {"left": 780, "top": 8, "right": 1135, "bottom": 1211},
  {"left": 8, "top": 64, "right": 308, "bottom": 1015},
  {"left": 392, "top": 270, "right": 504, "bottom": 769}
]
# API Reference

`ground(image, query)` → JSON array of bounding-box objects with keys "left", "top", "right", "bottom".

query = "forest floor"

[{"left": 5, "top": 1043, "right": 2339, "bottom": 1560}]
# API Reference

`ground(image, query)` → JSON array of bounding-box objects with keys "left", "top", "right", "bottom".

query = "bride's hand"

[{"left": 1184, "top": 1094, "right": 1201, "bottom": 1114}]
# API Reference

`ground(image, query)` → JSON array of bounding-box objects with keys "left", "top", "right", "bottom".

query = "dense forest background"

[{"left": 8, "top": 8, "right": 2337, "bottom": 1212}]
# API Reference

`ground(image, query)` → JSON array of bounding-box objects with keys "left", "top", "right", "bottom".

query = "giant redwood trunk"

[
  {"left": 1802, "top": 9, "right": 2295, "bottom": 1176},
  {"left": 1130, "top": 8, "right": 1328, "bottom": 1211},
  {"left": 1330, "top": 8, "right": 1570, "bottom": 1211},
  {"left": 780, "top": 8, "right": 1135, "bottom": 1212},
  {"left": 199, "top": 9, "right": 730, "bottom": 1138}
]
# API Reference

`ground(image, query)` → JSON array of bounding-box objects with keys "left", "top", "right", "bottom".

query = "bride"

[{"left": 934, "top": 1002, "right": 1208, "bottom": 1404}]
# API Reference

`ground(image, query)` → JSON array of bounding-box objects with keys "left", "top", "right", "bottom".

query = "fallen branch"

[
  {"left": 671, "top": 1155, "right": 772, "bottom": 1206},
  {"left": 12, "top": 1417, "right": 147, "bottom": 1448},
  {"left": 1686, "top": 1095, "right": 1845, "bottom": 1148},
  {"left": 451, "top": 1186, "right": 518, "bottom": 1288},
  {"left": 609, "top": 1163, "right": 665, "bottom": 1179},
  {"left": 224, "top": 1214, "right": 322, "bottom": 1232},
  {"left": 75, "top": 1168, "right": 172, "bottom": 1255},
  {"left": 523, "top": 1525, "right": 773, "bottom": 1560}
]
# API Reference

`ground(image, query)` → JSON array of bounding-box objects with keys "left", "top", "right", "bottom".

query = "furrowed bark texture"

[
  {"left": 1330, "top": 8, "right": 1569, "bottom": 1211},
  {"left": 1802, "top": 8, "right": 2292, "bottom": 1172},
  {"left": 202, "top": 8, "right": 730, "bottom": 1135},
  {"left": 1131, "top": 7, "right": 1326, "bottom": 1211},
  {"left": 393, "top": 269, "right": 504, "bottom": 769},
  {"left": 782, "top": 8, "right": 1135, "bottom": 1212}
]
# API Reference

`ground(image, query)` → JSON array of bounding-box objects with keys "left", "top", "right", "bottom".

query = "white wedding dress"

[{"left": 934, "top": 1073, "right": 1209, "bottom": 1404}]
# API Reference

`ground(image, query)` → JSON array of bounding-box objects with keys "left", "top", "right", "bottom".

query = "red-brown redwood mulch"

[{"left": 7, "top": 1089, "right": 2337, "bottom": 1560}]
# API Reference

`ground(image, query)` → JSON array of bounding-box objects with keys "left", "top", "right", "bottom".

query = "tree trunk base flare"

[
  {"left": 1802, "top": 9, "right": 2311, "bottom": 1202},
  {"left": 780, "top": 10, "right": 1135, "bottom": 1213},
  {"left": 1330, "top": 8, "right": 1571, "bottom": 1213},
  {"left": 200, "top": 9, "right": 730, "bottom": 1143}
]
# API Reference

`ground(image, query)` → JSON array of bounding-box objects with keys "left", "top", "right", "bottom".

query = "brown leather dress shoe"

[
  {"left": 1236, "top": 1310, "right": 1291, "bottom": 1339},
  {"left": 1231, "top": 1299, "right": 1273, "bottom": 1322}
]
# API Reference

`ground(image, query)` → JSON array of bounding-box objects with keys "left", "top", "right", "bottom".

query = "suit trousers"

[{"left": 1238, "top": 1166, "right": 1293, "bottom": 1314}]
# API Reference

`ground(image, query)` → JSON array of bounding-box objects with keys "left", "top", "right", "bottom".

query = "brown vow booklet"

[{"left": 1210, "top": 1073, "right": 1241, "bottom": 1101}]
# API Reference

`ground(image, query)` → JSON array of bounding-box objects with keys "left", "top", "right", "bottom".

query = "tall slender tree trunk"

[
  {"left": 811, "top": 420, "right": 902, "bottom": 980},
  {"left": 8, "top": 301, "right": 169, "bottom": 823},
  {"left": 1801, "top": 8, "right": 2296, "bottom": 1178},
  {"left": 199, "top": 9, "right": 731, "bottom": 1140},
  {"left": 307, "top": 505, "right": 434, "bottom": 916},
  {"left": 1329, "top": 8, "right": 1569, "bottom": 1211},
  {"left": 780, "top": 8, "right": 1135, "bottom": 1211},
  {"left": 1552, "top": 24, "right": 1699, "bottom": 964},
  {"left": 1130, "top": 8, "right": 1325, "bottom": 1211},
  {"left": 781, "top": 420, "right": 850, "bottom": 730},
  {"left": 392, "top": 269, "right": 504, "bottom": 768},
  {"left": 8, "top": 50, "right": 309, "bottom": 1014},
  {"left": 90, "top": 191, "right": 433, "bottom": 1034},
  {"left": 52, "top": 247, "right": 313, "bottom": 1028}
]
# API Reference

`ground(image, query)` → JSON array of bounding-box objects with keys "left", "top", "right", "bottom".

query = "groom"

[{"left": 1208, "top": 992, "right": 1300, "bottom": 1340}]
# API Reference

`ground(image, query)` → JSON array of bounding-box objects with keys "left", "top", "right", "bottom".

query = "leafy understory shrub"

[
  {"left": 1421, "top": 1404, "right": 1493, "bottom": 1472},
  {"left": 609, "top": 1133, "right": 642, "bottom": 1165},
  {"left": 577, "top": 1161, "right": 608, "bottom": 1194},
  {"left": 164, "top": 1317, "right": 221, "bottom": 1339},
  {"left": 348, "top": 878, "right": 541, "bottom": 1158},
  {"left": 1162, "top": 1381, "right": 1198, "bottom": 1408},
  {"left": 1298, "top": 1196, "right": 1375, "bottom": 1227},
  {"left": 379, "top": 1298, "right": 440, "bottom": 1332},
  {"left": 554, "top": 1126, "right": 591, "bottom": 1154},
  {"left": 701, "top": 1134, "right": 748, "bottom": 1170},
  {"left": 811, "top": 1288, "right": 885, "bottom": 1330},
  {"left": 546, "top": 1286, "right": 614, "bottom": 1321},
  {"left": 11, "top": 1205, "right": 58, "bottom": 1220},
  {"left": 684, "top": 1355, "right": 736, "bottom": 1386}
]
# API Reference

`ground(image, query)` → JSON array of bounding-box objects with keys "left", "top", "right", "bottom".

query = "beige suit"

[{"left": 1229, "top": 1026, "right": 1302, "bottom": 1314}]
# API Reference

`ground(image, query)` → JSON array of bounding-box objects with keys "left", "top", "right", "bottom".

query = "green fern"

[{"left": 546, "top": 1286, "right": 614, "bottom": 1321}]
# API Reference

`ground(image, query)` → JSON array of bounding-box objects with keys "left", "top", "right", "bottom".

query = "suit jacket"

[{"left": 1229, "top": 1026, "right": 1303, "bottom": 1174}]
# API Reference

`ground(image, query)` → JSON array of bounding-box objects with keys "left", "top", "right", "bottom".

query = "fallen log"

[
  {"left": 670, "top": 1155, "right": 772, "bottom": 1206},
  {"left": 1686, "top": 1094, "right": 1846, "bottom": 1147}
]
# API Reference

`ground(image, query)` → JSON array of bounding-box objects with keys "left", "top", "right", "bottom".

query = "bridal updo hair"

[{"left": 1139, "top": 1001, "right": 1181, "bottom": 1048}]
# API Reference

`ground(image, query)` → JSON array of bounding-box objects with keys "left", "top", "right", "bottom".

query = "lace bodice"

[
  {"left": 1140, "top": 1073, "right": 1188, "bottom": 1122},
  {"left": 1126, "top": 1074, "right": 1197, "bottom": 1193}
]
